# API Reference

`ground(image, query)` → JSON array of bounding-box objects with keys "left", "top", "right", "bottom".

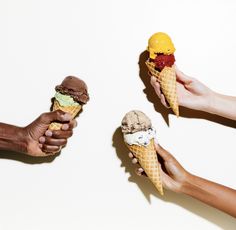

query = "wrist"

[
  {"left": 179, "top": 173, "right": 207, "bottom": 198},
  {"left": 0, "top": 124, "right": 28, "bottom": 153},
  {"left": 204, "top": 90, "right": 219, "bottom": 114},
  {"left": 178, "top": 173, "right": 196, "bottom": 194},
  {"left": 201, "top": 89, "right": 216, "bottom": 113}
]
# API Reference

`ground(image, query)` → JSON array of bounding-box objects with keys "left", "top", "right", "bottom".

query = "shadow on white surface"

[
  {"left": 0, "top": 150, "right": 60, "bottom": 164},
  {"left": 138, "top": 51, "right": 236, "bottom": 129},
  {"left": 112, "top": 127, "right": 236, "bottom": 230}
]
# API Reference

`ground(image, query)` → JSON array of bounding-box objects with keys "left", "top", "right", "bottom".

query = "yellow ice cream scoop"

[{"left": 147, "top": 32, "right": 175, "bottom": 59}]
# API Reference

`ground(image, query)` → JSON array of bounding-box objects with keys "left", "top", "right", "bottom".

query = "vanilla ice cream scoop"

[{"left": 124, "top": 127, "right": 157, "bottom": 146}]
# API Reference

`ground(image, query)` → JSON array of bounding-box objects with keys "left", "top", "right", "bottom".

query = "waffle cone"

[
  {"left": 126, "top": 139, "right": 163, "bottom": 195},
  {"left": 49, "top": 99, "right": 82, "bottom": 130},
  {"left": 145, "top": 61, "right": 179, "bottom": 116}
]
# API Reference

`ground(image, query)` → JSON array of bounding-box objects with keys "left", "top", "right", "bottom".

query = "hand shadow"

[
  {"left": 0, "top": 150, "right": 60, "bottom": 164},
  {"left": 138, "top": 50, "right": 236, "bottom": 129},
  {"left": 112, "top": 127, "right": 236, "bottom": 230}
]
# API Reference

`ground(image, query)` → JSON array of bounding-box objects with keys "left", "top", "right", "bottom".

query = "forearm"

[
  {"left": 0, "top": 123, "right": 27, "bottom": 153},
  {"left": 181, "top": 174, "right": 236, "bottom": 217},
  {"left": 207, "top": 92, "right": 236, "bottom": 120}
]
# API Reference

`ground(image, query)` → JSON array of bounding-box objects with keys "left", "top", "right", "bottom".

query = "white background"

[{"left": 0, "top": 0, "right": 236, "bottom": 229}]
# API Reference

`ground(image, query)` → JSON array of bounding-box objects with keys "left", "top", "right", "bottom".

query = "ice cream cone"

[
  {"left": 145, "top": 60, "right": 161, "bottom": 80},
  {"left": 126, "top": 138, "right": 163, "bottom": 195},
  {"left": 145, "top": 61, "right": 179, "bottom": 116},
  {"left": 49, "top": 99, "right": 82, "bottom": 130}
]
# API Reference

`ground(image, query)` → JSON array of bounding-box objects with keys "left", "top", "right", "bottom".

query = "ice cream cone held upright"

[
  {"left": 145, "top": 32, "right": 179, "bottom": 116},
  {"left": 49, "top": 76, "right": 89, "bottom": 130},
  {"left": 121, "top": 110, "right": 163, "bottom": 195}
]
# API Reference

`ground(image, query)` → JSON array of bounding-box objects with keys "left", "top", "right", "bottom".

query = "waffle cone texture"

[
  {"left": 145, "top": 61, "right": 179, "bottom": 116},
  {"left": 126, "top": 139, "right": 163, "bottom": 195},
  {"left": 49, "top": 99, "right": 82, "bottom": 130}
]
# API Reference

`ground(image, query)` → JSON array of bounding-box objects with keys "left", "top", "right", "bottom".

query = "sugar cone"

[
  {"left": 126, "top": 139, "right": 163, "bottom": 195},
  {"left": 145, "top": 61, "right": 179, "bottom": 116},
  {"left": 145, "top": 61, "right": 161, "bottom": 80},
  {"left": 49, "top": 99, "right": 82, "bottom": 130}
]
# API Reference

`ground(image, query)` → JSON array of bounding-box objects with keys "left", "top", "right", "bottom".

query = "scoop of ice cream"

[
  {"left": 55, "top": 76, "right": 89, "bottom": 104},
  {"left": 154, "top": 54, "right": 175, "bottom": 71},
  {"left": 147, "top": 32, "right": 175, "bottom": 59},
  {"left": 121, "top": 110, "right": 152, "bottom": 134},
  {"left": 124, "top": 127, "right": 157, "bottom": 146},
  {"left": 54, "top": 92, "right": 80, "bottom": 106}
]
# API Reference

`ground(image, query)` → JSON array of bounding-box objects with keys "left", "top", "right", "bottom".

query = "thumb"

[
  {"left": 175, "top": 66, "right": 192, "bottom": 84},
  {"left": 38, "top": 110, "right": 72, "bottom": 125}
]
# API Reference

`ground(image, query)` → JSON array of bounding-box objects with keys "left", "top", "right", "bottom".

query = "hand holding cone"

[{"left": 146, "top": 61, "right": 179, "bottom": 116}]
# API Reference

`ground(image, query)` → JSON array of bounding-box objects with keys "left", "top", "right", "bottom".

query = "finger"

[
  {"left": 50, "top": 130, "right": 73, "bottom": 139},
  {"left": 135, "top": 168, "right": 142, "bottom": 176},
  {"left": 39, "top": 136, "right": 46, "bottom": 144},
  {"left": 61, "top": 119, "right": 77, "bottom": 131},
  {"left": 135, "top": 168, "right": 147, "bottom": 177},
  {"left": 150, "top": 76, "right": 158, "bottom": 86},
  {"left": 138, "top": 167, "right": 144, "bottom": 173},
  {"left": 160, "top": 94, "right": 170, "bottom": 108},
  {"left": 45, "top": 130, "right": 53, "bottom": 137},
  {"left": 132, "top": 158, "right": 138, "bottom": 164},
  {"left": 155, "top": 144, "right": 174, "bottom": 162},
  {"left": 175, "top": 66, "right": 192, "bottom": 84},
  {"left": 61, "top": 124, "right": 69, "bottom": 131},
  {"left": 42, "top": 137, "right": 67, "bottom": 146},
  {"left": 151, "top": 78, "right": 161, "bottom": 97},
  {"left": 39, "top": 110, "right": 72, "bottom": 125},
  {"left": 42, "top": 145, "right": 61, "bottom": 154},
  {"left": 128, "top": 152, "right": 134, "bottom": 158}
]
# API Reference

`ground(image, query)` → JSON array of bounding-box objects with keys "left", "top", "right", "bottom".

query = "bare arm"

[
  {"left": 208, "top": 92, "right": 236, "bottom": 120},
  {"left": 0, "top": 123, "right": 27, "bottom": 153},
  {"left": 182, "top": 173, "right": 236, "bottom": 217}
]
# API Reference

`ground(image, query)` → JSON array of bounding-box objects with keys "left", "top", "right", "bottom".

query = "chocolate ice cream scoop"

[{"left": 55, "top": 76, "right": 89, "bottom": 104}]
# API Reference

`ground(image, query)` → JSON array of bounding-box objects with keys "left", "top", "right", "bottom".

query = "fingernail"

[
  {"left": 61, "top": 124, "right": 69, "bottom": 130},
  {"left": 135, "top": 169, "right": 141, "bottom": 176},
  {"left": 138, "top": 168, "right": 144, "bottom": 172},
  {"left": 39, "top": 136, "right": 45, "bottom": 143},
  {"left": 151, "top": 76, "right": 156, "bottom": 83},
  {"left": 62, "top": 113, "right": 72, "bottom": 121},
  {"left": 128, "top": 152, "right": 133, "bottom": 158},
  {"left": 132, "top": 158, "right": 138, "bottom": 164},
  {"left": 73, "top": 120, "right": 78, "bottom": 128},
  {"left": 45, "top": 130, "right": 52, "bottom": 137}
]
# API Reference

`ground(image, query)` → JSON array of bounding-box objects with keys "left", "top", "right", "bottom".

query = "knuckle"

[
  {"left": 39, "top": 112, "right": 48, "bottom": 121},
  {"left": 55, "top": 109, "right": 63, "bottom": 118}
]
